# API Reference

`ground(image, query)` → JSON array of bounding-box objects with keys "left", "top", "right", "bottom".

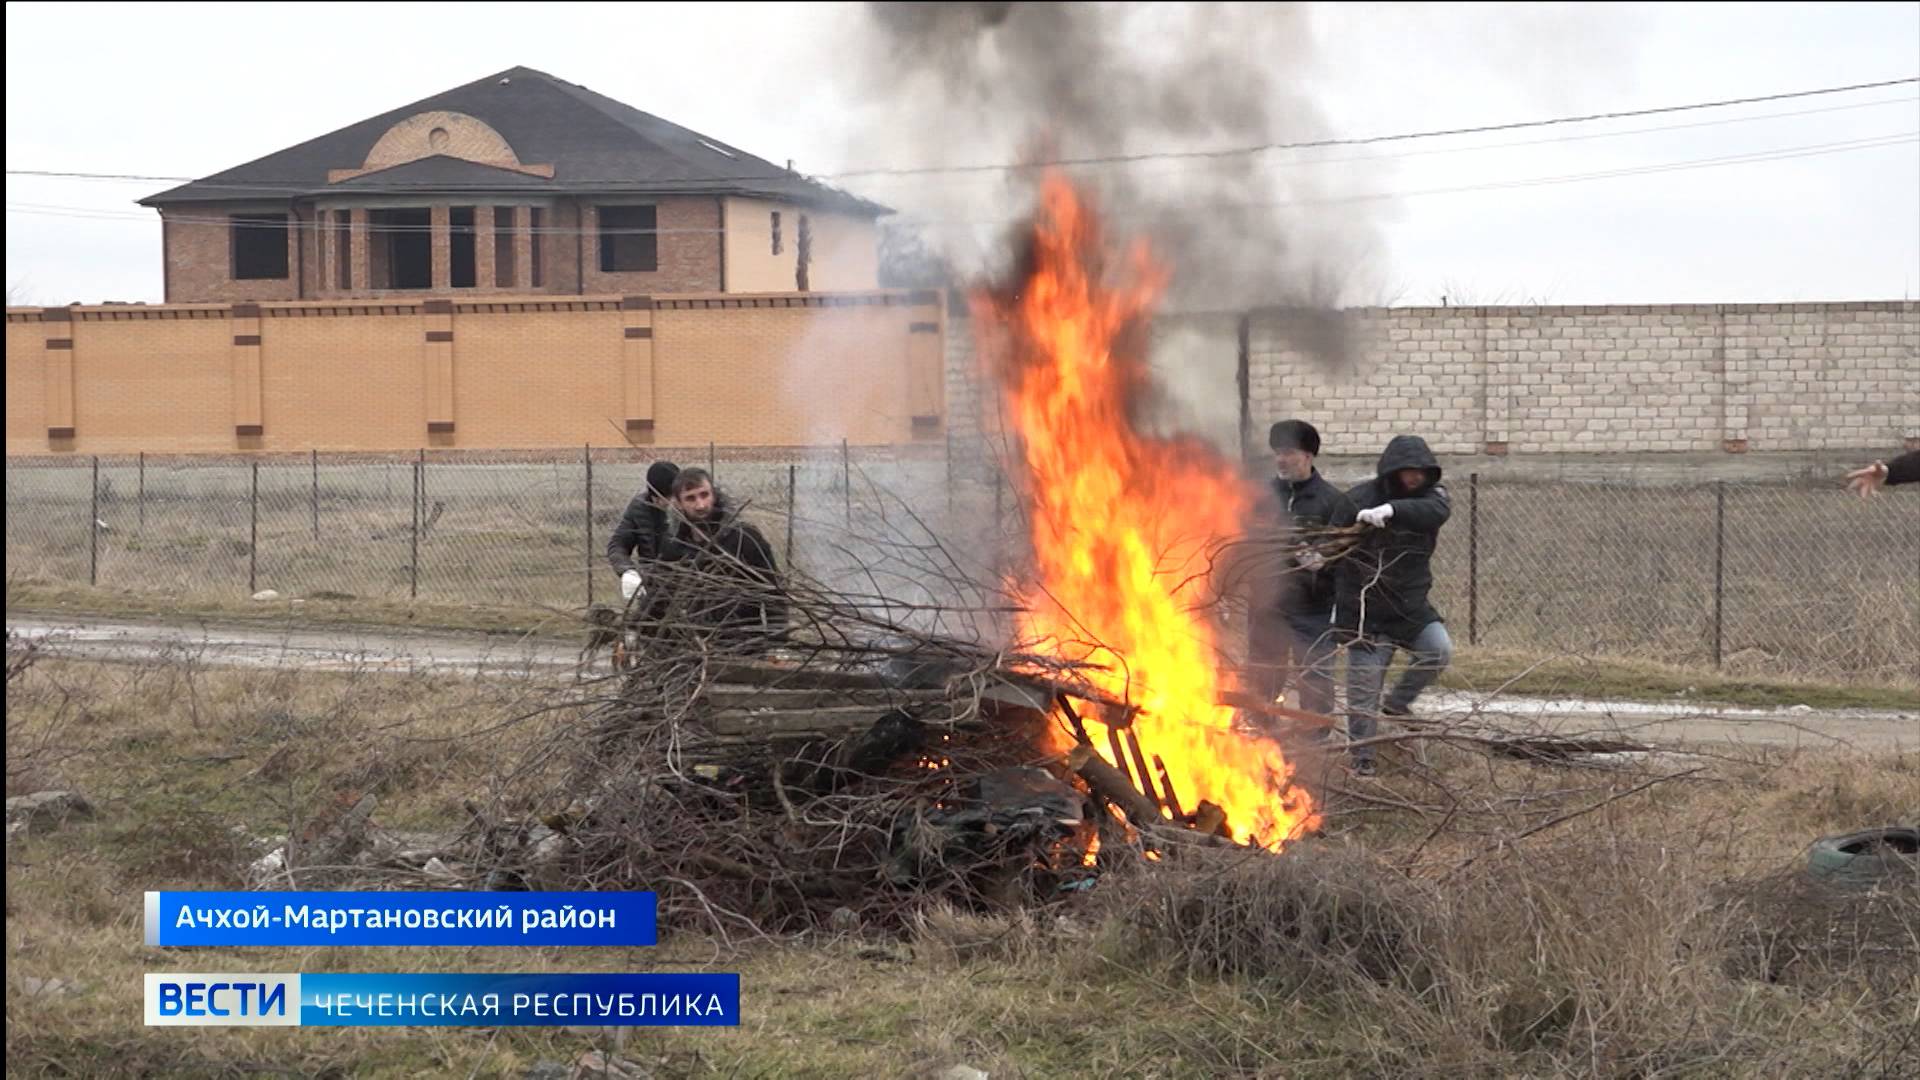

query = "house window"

[
  {"left": 771, "top": 211, "right": 782, "bottom": 256},
  {"left": 333, "top": 211, "right": 351, "bottom": 290},
  {"left": 450, "top": 206, "right": 476, "bottom": 288},
  {"left": 529, "top": 207, "right": 544, "bottom": 287},
  {"left": 369, "top": 208, "right": 431, "bottom": 289},
  {"left": 231, "top": 214, "right": 289, "bottom": 280},
  {"left": 795, "top": 213, "right": 812, "bottom": 292},
  {"left": 598, "top": 205, "right": 657, "bottom": 273}
]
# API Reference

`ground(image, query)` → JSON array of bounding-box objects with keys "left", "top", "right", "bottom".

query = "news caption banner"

[
  {"left": 144, "top": 891, "right": 741, "bottom": 1027},
  {"left": 146, "top": 891, "right": 656, "bottom": 948}
]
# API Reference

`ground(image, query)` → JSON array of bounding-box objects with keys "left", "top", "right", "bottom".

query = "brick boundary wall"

[
  {"left": 5, "top": 290, "right": 945, "bottom": 455},
  {"left": 946, "top": 300, "right": 1919, "bottom": 468}
]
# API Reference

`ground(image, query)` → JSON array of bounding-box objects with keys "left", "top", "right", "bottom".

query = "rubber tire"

[{"left": 1806, "top": 826, "right": 1920, "bottom": 886}]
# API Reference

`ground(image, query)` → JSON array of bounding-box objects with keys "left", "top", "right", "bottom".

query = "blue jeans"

[
  {"left": 1346, "top": 621, "right": 1453, "bottom": 764},
  {"left": 1247, "top": 613, "right": 1339, "bottom": 723}
]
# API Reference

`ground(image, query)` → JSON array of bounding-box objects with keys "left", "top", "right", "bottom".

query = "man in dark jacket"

[
  {"left": 1245, "top": 420, "right": 1353, "bottom": 723},
  {"left": 1846, "top": 449, "right": 1920, "bottom": 497},
  {"left": 606, "top": 460, "right": 680, "bottom": 606},
  {"left": 1332, "top": 434, "right": 1454, "bottom": 774},
  {"left": 657, "top": 468, "right": 788, "bottom": 649}
]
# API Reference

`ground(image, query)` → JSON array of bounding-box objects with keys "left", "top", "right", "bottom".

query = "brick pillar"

[
  {"left": 423, "top": 299, "right": 455, "bottom": 445},
  {"left": 908, "top": 291, "right": 944, "bottom": 440},
  {"left": 621, "top": 295, "right": 655, "bottom": 443},
  {"left": 231, "top": 303, "right": 265, "bottom": 446},
  {"left": 474, "top": 205, "right": 495, "bottom": 291},
  {"left": 320, "top": 215, "right": 338, "bottom": 298},
  {"left": 42, "top": 307, "right": 76, "bottom": 447},
  {"left": 349, "top": 209, "right": 369, "bottom": 292},
  {"left": 430, "top": 205, "right": 451, "bottom": 292},
  {"left": 515, "top": 206, "right": 535, "bottom": 293}
]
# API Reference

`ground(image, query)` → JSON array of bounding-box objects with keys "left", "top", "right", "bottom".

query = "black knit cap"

[
  {"left": 1268, "top": 420, "right": 1321, "bottom": 456},
  {"left": 646, "top": 461, "right": 681, "bottom": 498}
]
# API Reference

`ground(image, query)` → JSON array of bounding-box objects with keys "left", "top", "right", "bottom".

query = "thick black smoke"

[{"left": 857, "top": 1, "right": 1384, "bottom": 317}]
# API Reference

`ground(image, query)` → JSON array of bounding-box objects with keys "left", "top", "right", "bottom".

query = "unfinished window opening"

[
  {"left": 370, "top": 208, "right": 431, "bottom": 290},
  {"left": 598, "top": 205, "right": 658, "bottom": 273},
  {"left": 493, "top": 205, "right": 517, "bottom": 288},
  {"left": 795, "top": 213, "right": 812, "bottom": 292},
  {"left": 333, "top": 211, "right": 351, "bottom": 290},
  {"left": 231, "top": 214, "right": 289, "bottom": 280},
  {"left": 771, "top": 211, "right": 782, "bottom": 256},
  {"left": 529, "top": 207, "right": 544, "bottom": 287},
  {"left": 450, "top": 206, "right": 476, "bottom": 288}
]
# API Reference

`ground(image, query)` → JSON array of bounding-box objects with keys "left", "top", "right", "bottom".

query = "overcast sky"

[{"left": 6, "top": 1, "right": 1917, "bottom": 307}]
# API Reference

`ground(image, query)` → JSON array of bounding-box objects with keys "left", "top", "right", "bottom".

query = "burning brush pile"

[{"left": 476, "top": 174, "right": 1321, "bottom": 935}]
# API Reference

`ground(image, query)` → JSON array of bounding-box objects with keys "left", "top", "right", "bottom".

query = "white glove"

[
  {"left": 1296, "top": 549, "right": 1326, "bottom": 572},
  {"left": 1357, "top": 505, "right": 1394, "bottom": 528},
  {"left": 620, "top": 570, "right": 644, "bottom": 602}
]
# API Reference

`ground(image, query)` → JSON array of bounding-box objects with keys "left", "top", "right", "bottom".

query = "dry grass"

[{"left": 7, "top": 654, "right": 1918, "bottom": 1078}]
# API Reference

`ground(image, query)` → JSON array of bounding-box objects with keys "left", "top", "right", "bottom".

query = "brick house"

[{"left": 140, "top": 66, "right": 888, "bottom": 303}]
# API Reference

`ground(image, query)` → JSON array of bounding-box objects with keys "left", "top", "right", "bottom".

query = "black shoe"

[
  {"left": 1351, "top": 758, "right": 1377, "bottom": 777},
  {"left": 1381, "top": 703, "right": 1411, "bottom": 721}
]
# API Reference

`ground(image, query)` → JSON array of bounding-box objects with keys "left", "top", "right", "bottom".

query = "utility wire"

[{"left": 7, "top": 75, "right": 1914, "bottom": 191}]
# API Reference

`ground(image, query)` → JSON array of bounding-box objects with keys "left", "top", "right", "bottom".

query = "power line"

[
  {"left": 824, "top": 76, "right": 1920, "bottom": 178},
  {"left": 11, "top": 130, "right": 1914, "bottom": 235},
  {"left": 7, "top": 94, "right": 1914, "bottom": 198},
  {"left": 891, "top": 132, "right": 1920, "bottom": 229},
  {"left": 7, "top": 76, "right": 1914, "bottom": 192}
]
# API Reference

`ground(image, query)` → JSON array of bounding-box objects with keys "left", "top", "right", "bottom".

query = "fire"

[{"left": 975, "top": 172, "right": 1319, "bottom": 851}]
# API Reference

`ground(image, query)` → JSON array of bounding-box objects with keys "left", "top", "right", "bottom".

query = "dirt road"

[{"left": 7, "top": 613, "right": 1915, "bottom": 751}]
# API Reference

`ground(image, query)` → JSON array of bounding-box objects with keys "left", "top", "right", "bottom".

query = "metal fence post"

[
  {"left": 310, "top": 448, "right": 319, "bottom": 541},
  {"left": 1712, "top": 480, "right": 1726, "bottom": 669},
  {"left": 1468, "top": 471, "right": 1480, "bottom": 647},
  {"left": 137, "top": 451, "right": 146, "bottom": 534},
  {"left": 842, "top": 438, "right": 851, "bottom": 529},
  {"left": 249, "top": 460, "right": 259, "bottom": 595},
  {"left": 786, "top": 463, "right": 797, "bottom": 567},
  {"left": 708, "top": 440, "right": 717, "bottom": 479},
  {"left": 89, "top": 455, "right": 100, "bottom": 586},
  {"left": 410, "top": 453, "right": 421, "bottom": 600},
  {"left": 994, "top": 466, "right": 1005, "bottom": 535},
  {"left": 584, "top": 444, "right": 595, "bottom": 607}
]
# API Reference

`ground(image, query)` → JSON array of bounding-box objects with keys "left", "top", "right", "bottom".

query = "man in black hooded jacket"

[
  {"left": 1331, "top": 435, "right": 1454, "bottom": 774},
  {"left": 606, "top": 460, "right": 681, "bottom": 607},
  {"left": 1245, "top": 420, "right": 1353, "bottom": 723}
]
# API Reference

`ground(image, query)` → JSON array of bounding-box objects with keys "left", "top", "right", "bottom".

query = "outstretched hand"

[{"left": 1845, "top": 462, "right": 1888, "bottom": 499}]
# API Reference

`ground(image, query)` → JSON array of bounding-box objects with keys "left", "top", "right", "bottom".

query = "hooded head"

[
  {"left": 1376, "top": 435, "right": 1442, "bottom": 496},
  {"left": 646, "top": 461, "right": 682, "bottom": 503}
]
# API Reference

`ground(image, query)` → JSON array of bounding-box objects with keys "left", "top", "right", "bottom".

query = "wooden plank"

[
  {"left": 705, "top": 705, "right": 965, "bottom": 737},
  {"left": 701, "top": 659, "right": 898, "bottom": 691},
  {"left": 702, "top": 686, "right": 951, "bottom": 711}
]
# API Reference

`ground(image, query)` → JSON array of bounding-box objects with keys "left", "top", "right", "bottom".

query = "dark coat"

[
  {"left": 1332, "top": 435, "right": 1451, "bottom": 643},
  {"left": 1887, "top": 449, "right": 1920, "bottom": 487},
  {"left": 656, "top": 498, "right": 788, "bottom": 638},
  {"left": 1251, "top": 469, "right": 1353, "bottom": 625},
  {"left": 606, "top": 495, "right": 671, "bottom": 577}
]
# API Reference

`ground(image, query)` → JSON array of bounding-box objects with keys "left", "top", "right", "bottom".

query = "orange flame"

[{"left": 975, "top": 173, "right": 1319, "bottom": 851}]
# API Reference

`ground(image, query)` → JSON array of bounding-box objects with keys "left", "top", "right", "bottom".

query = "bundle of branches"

[{"left": 475, "top": 495, "right": 1202, "bottom": 938}]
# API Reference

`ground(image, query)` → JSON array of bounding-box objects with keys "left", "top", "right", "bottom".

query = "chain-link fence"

[
  {"left": 1425, "top": 475, "right": 1919, "bottom": 684},
  {"left": 8, "top": 452, "right": 1917, "bottom": 683},
  {"left": 4, "top": 445, "right": 967, "bottom": 616}
]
